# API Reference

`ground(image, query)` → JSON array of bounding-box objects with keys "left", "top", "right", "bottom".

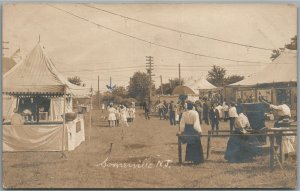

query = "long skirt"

[
  {"left": 224, "top": 134, "right": 262, "bottom": 163},
  {"left": 181, "top": 124, "right": 204, "bottom": 164},
  {"left": 185, "top": 139, "right": 204, "bottom": 163}
]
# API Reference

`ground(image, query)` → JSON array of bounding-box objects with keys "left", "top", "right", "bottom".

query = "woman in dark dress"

[{"left": 180, "top": 102, "right": 204, "bottom": 164}]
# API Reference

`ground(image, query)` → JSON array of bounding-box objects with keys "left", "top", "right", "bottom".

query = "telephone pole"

[
  {"left": 146, "top": 56, "right": 154, "bottom": 104},
  {"left": 160, "top": 75, "right": 163, "bottom": 95},
  {"left": 179, "top": 63, "right": 181, "bottom": 86},
  {"left": 98, "top": 75, "right": 100, "bottom": 108}
]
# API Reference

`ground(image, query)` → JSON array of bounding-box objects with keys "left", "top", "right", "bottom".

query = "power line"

[
  {"left": 61, "top": 66, "right": 145, "bottom": 73},
  {"left": 48, "top": 4, "right": 270, "bottom": 65},
  {"left": 83, "top": 4, "right": 281, "bottom": 52},
  {"left": 61, "top": 63, "right": 265, "bottom": 73}
]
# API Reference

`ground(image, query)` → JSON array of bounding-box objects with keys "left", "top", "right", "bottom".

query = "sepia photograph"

[{"left": 2, "top": 3, "right": 298, "bottom": 189}]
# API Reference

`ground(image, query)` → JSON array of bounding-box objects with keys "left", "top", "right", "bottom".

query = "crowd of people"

[
  {"left": 151, "top": 98, "right": 234, "bottom": 132},
  {"left": 102, "top": 98, "right": 295, "bottom": 165},
  {"left": 149, "top": 98, "right": 295, "bottom": 164},
  {"left": 106, "top": 103, "right": 135, "bottom": 128}
]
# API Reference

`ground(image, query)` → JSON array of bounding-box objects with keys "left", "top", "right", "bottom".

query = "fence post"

[
  {"left": 207, "top": 131, "right": 211, "bottom": 159},
  {"left": 279, "top": 131, "right": 283, "bottom": 163},
  {"left": 269, "top": 134, "right": 275, "bottom": 171},
  {"left": 177, "top": 134, "right": 182, "bottom": 164}
]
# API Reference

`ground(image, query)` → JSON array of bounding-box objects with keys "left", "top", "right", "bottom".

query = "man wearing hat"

[{"left": 180, "top": 102, "right": 204, "bottom": 164}]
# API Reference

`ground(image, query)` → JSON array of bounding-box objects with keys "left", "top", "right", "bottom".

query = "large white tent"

[
  {"left": 2, "top": 43, "right": 91, "bottom": 152},
  {"left": 3, "top": 43, "right": 91, "bottom": 121},
  {"left": 231, "top": 50, "right": 297, "bottom": 86},
  {"left": 184, "top": 76, "right": 217, "bottom": 93},
  {"left": 3, "top": 43, "right": 91, "bottom": 97}
]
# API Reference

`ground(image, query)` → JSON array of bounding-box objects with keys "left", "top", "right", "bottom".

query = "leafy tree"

[
  {"left": 271, "top": 35, "right": 297, "bottom": 61},
  {"left": 101, "top": 92, "right": 114, "bottom": 103},
  {"left": 206, "top": 65, "right": 244, "bottom": 86},
  {"left": 207, "top": 65, "right": 226, "bottom": 87},
  {"left": 156, "top": 78, "right": 184, "bottom": 95},
  {"left": 128, "top": 71, "right": 152, "bottom": 101},
  {"left": 68, "top": 76, "right": 83, "bottom": 86},
  {"left": 270, "top": 49, "right": 281, "bottom": 61},
  {"left": 112, "top": 86, "right": 128, "bottom": 98},
  {"left": 285, "top": 35, "right": 297, "bottom": 50},
  {"left": 121, "top": 98, "right": 138, "bottom": 106},
  {"left": 225, "top": 75, "right": 244, "bottom": 85}
]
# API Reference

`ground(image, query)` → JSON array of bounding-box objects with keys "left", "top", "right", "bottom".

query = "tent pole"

[
  {"left": 89, "top": 94, "right": 92, "bottom": 144},
  {"left": 61, "top": 86, "right": 67, "bottom": 158},
  {"left": 16, "top": 96, "right": 19, "bottom": 110}
]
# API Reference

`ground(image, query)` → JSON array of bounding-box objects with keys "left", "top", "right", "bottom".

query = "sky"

[{"left": 3, "top": 3, "right": 297, "bottom": 91}]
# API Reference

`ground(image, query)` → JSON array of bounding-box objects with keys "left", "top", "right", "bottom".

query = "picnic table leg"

[
  {"left": 178, "top": 136, "right": 182, "bottom": 164},
  {"left": 206, "top": 131, "right": 211, "bottom": 159},
  {"left": 269, "top": 134, "right": 275, "bottom": 171}
]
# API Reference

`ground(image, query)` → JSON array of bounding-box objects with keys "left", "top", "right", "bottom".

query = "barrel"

[{"left": 241, "top": 103, "right": 266, "bottom": 144}]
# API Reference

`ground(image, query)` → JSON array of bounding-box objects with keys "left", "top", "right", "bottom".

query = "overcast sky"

[{"left": 3, "top": 3, "right": 297, "bottom": 91}]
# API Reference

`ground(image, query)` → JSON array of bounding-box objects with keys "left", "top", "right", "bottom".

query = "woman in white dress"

[
  {"left": 108, "top": 104, "right": 117, "bottom": 127},
  {"left": 119, "top": 105, "right": 129, "bottom": 127},
  {"left": 128, "top": 106, "right": 136, "bottom": 122}
]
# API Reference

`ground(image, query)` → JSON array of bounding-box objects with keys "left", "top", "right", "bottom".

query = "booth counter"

[{"left": 3, "top": 117, "right": 85, "bottom": 152}]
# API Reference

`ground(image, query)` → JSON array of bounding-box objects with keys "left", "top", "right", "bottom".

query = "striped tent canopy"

[{"left": 3, "top": 43, "right": 91, "bottom": 98}]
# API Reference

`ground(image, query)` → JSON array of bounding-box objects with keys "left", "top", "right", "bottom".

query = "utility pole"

[
  {"left": 160, "top": 75, "right": 163, "bottom": 95},
  {"left": 179, "top": 63, "right": 181, "bottom": 86},
  {"left": 146, "top": 56, "right": 154, "bottom": 104},
  {"left": 98, "top": 75, "right": 100, "bottom": 108}
]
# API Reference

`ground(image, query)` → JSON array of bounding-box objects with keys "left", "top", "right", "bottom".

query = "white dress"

[
  {"left": 120, "top": 107, "right": 128, "bottom": 122},
  {"left": 128, "top": 108, "right": 135, "bottom": 119},
  {"left": 108, "top": 107, "right": 117, "bottom": 120}
]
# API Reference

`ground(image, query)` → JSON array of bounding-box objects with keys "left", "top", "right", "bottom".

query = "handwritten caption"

[{"left": 95, "top": 157, "right": 172, "bottom": 169}]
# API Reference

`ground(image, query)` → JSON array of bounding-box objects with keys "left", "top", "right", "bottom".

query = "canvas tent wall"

[
  {"left": 227, "top": 50, "right": 297, "bottom": 109},
  {"left": 2, "top": 95, "right": 17, "bottom": 121},
  {"left": 2, "top": 43, "right": 91, "bottom": 152}
]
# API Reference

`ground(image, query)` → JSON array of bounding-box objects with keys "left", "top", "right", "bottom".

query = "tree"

[
  {"left": 128, "top": 71, "right": 152, "bottom": 102},
  {"left": 156, "top": 78, "right": 184, "bottom": 95},
  {"left": 206, "top": 65, "right": 244, "bottom": 86},
  {"left": 285, "top": 35, "right": 297, "bottom": 50},
  {"left": 270, "top": 49, "right": 281, "bottom": 61},
  {"left": 68, "top": 76, "right": 83, "bottom": 86},
  {"left": 207, "top": 65, "right": 226, "bottom": 87},
  {"left": 271, "top": 35, "right": 297, "bottom": 61},
  {"left": 112, "top": 86, "right": 128, "bottom": 98},
  {"left": 225, "top": 75, "right": 244, "bottom": 85}
]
